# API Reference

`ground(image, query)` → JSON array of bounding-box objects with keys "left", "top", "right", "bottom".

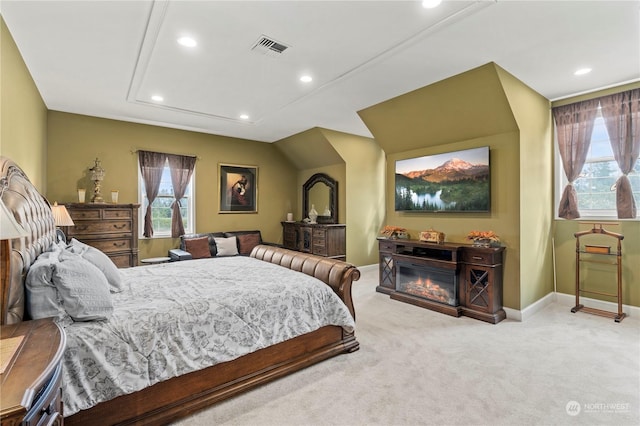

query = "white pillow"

[
  {"left": 52, "top": 251, "right": 113, "bottom": 321},
  {"left": 214, "top": 236, "right": 239, "bottom": 257},
  {"left": 67, "top": 238, "right": 123, "bottom": 292},
  {"left": 25, "top": 251, "right": 67, "bottom": 320}
]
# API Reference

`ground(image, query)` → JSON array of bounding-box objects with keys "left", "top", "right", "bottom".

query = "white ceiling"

[{"left": 2, "top": 0, "right": 639, "bottom": 143}]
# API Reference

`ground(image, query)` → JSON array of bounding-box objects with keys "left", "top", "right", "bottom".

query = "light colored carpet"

[{"left": 171, "top": 266, "right": 640, "bottom": 426}]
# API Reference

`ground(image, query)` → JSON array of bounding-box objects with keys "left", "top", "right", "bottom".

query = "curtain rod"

[{"left": 130, "top": 149, "right": 201, "bottom": 160}]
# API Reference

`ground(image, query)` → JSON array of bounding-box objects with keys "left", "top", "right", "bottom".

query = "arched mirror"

[{"left": 303, "top": 173, "right": 338, "bottom": 224}]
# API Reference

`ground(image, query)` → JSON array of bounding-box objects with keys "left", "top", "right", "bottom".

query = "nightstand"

[{"left": 1, "top": 318, "right": 66, "bottom": 425}]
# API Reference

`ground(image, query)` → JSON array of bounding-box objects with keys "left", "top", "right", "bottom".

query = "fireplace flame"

[{"left": 401, "top": 275, "right": 452, "bottom": 304}]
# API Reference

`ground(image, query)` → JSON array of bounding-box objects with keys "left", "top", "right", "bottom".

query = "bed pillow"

[
  {"left": 184, "top": 236, "right": 212, "bottom": 259},
  {"left": 25, "top": 250, "right": 67, "bottom": 320},
  {"left": 52, "top": 251, "right": 113, "bottom": 321},
  {"left": 67, "top": 238, "right": 123, "bottom": 293},
  {"left": 214, "top": 236, "right": 239, "bottom": 257},
  {"left": 236, "top": 233, "right": 261, "bottom": 255}
]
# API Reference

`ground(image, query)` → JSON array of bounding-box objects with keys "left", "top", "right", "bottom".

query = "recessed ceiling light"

[
  {"left": 177, "top": 36, "right": 197, "bottom": 48},
  {"left": 574, "top": 67, "right": 592, "bottom": 76},
  {"left": 300, "top": 75, "right": 313, "bottom": 83},
  {"left": 239, "top": 114, "right": 249, "bottom": 120},
  {"left": 151, "top": 95, "right": 164, "bottom": 102},
  {"left": 422, "top": 0, "right": 442, "bottom": 9}
]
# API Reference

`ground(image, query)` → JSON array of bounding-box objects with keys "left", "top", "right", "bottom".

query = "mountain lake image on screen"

[{"left": 394, "top": 146, "right": 490, "bottom": 213}]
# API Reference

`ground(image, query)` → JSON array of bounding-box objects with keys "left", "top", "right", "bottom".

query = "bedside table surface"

[
  {"left": 141, "top": 256, "right": 171, "bottom": 264},
  {"left": 0, "top": 318, "right": 66, "bottom": 421}
]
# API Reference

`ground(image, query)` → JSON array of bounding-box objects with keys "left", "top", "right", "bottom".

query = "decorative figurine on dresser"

[
  {"left": 63, "top": 203, "right": 140, "bottom": 267},
  {"left": 282, "top": 173, "right": 346, "bottom": 260}
]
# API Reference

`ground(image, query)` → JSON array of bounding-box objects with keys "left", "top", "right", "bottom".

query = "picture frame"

[{"left": 219, "top": 163, "right": 258, "bottom": 213}]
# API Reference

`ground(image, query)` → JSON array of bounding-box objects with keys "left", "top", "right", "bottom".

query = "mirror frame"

[{"left": 303, "top": 173, "right": 338, "bottom": 224}]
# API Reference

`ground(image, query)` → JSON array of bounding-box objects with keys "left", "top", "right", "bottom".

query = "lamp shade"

[
  {"left": 51, "top": 202, "right": 75, "bottom": 227},
  {"left": 0, "top": 200, "right": 28, "bottom": 239}
]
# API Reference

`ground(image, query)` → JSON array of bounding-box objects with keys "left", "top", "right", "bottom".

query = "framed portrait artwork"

[{"left": 219, "top": 164, "right": 258, "bottom": 213}]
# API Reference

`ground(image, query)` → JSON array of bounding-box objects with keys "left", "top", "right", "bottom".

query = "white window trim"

[{"left": 137, "top": 161, "right": 196, "bottom": 238}]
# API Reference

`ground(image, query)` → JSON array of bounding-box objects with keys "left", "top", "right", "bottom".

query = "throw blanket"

[{"left": 60, "top": 256, "right": 355, "bottom": 416}]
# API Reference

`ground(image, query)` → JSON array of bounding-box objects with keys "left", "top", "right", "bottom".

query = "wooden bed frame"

[{"left": 0, "top": 156, "right": 360, "bottom": 425}]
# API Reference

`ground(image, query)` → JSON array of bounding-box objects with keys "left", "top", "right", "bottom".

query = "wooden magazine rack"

[{"left": 572, "top": 223, "right": 626, "bottom": 322}]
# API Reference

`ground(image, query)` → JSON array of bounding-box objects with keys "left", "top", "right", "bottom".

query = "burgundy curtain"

[
  {"left": 552, "top": 100, "right": 599, "bottom": 219},
  {"left": 167, "top": 154, "right": 196, "bottom": 238},
  {"left": 138, "top": 151, "right": 167, "bottom": 237},
  {"left": 599, "top": 89, "right": 640, "bottom": 219}
]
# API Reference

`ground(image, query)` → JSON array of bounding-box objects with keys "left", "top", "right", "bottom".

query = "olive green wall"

[
  {"left": 0, "top": 17, "right": 48, "bottom": 189},
  {"left": 384, "top": 134, "right": 521, "bottom": 309},
  {"left": 496, "top": 66, "right": 554, "bottom": 309},
  {"left": 552, "top": 82, "right": 640, "bottom": 308},
  {"left": 318, "top": 129, "right": 385, "bottom": 267},
  {"left": 276, "top": 127, "right": 385, "bottom": 266},
  {"left": 46, "top": 112, "right": 298, "bottom": 259},
  {"left": 359, "top": 63, "right": 525, "bottom": 310}
]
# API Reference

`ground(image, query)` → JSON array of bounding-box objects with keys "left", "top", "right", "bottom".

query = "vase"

[
  {"left": 309, "top": 204, "right": 318, "bottom": 223},
  {"left": 472, "top": 238, "right": 493, "bottom": 248}
]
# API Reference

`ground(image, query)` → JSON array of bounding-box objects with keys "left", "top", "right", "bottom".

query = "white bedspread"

[{"left": 60, "top": 256, "right": 355, "bottom": 416}]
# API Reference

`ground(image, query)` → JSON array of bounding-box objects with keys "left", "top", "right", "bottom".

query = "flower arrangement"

[
  {"left": 466, "top": 230, "right": 501, "bottom": 247},
  {"left": 380, "top": 225, "right": 408, "bottom": 239}
]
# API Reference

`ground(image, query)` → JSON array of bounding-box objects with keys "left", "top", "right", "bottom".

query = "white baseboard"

[
  {"left": 505, "top": 292, "right": 638, "bottom": 322},
  {"left": 357, "top": 263, "right": 378, "bottom": 273},
  {"left": 358, "top": 263, "right": 639, "bottom": 321}
]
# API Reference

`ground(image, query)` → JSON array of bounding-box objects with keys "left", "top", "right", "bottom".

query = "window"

[
  {"left": 555, "top": 105, "right": 640, "bottom": 220},
  {"left": 138, "top": 159, "right": 195, "bottom": 237}
]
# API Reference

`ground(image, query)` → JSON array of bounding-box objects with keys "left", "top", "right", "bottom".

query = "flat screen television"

[{"left": 395, "top": 146, "right": 490, "bottom": 212}]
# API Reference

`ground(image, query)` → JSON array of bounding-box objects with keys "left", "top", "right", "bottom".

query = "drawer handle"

[
  {"left": 76, "top": 225, "right": 89, "bottom": 231},
  {"left": 113, "top": 224, "right": 127, "bottom": 230},
  {"left": 472, "top": 256, "right": 483, "bottom": 260},
  {"left": 113, "top": 242, "right": 126, "bottom": 247}
]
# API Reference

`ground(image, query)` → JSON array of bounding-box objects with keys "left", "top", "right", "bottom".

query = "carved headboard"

[{"left": 0, "top": 156, "right": 56, "bottom": 324}]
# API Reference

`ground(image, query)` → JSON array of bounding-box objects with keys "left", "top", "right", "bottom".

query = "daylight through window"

[
  {"left": 138, "top": 159, "right": 195, "bottom": 237},
  {"left": 555, "top": 91, "right": 640, "bottom": 220}
]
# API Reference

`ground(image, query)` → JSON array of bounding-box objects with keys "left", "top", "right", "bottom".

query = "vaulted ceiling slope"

[{"left": 1, "top": 1, "right": 638, "bottom": 143}]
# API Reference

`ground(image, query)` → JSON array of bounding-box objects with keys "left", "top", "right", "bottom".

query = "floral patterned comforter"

[{"left": 59, "top": 256, "right": 355, "bottom": 416}]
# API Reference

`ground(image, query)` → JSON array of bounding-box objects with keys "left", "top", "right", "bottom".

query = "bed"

[{"left": 0, "top": 156, "right": 360, "bottom": 425}]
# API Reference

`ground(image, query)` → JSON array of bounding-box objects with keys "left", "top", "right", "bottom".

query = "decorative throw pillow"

[
  {"left": 236, "top": 233, "right": 261, "bottom": 255},
  {"left": 67, "top": 238, "right": 123, "bottom": 293},
  {"left": 184, "top": 236, "right": 212, "bottom": 259},
  {"left": 214, "top": 236, "right": 239, "bottom": 257},
  {"left": 25, "top": 250, "right": 67, "bottom": 320},
  {"left": 52, "top": 251, "right": 113, "bottom": 321}
]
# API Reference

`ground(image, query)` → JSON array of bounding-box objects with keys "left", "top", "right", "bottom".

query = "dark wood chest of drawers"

[
  {"left": 281, "top": 222, "right": 346, "bottom": 260},
  {"left": 0, "top": 319, "right": 66, "bottom": 426},
  {"left": 63, "top": 203, "right": 140, "bottom": 267}
]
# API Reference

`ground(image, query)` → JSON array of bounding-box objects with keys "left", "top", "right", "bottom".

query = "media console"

[{"left": 378, "top": 238, "right": 506, "bottom": 324}]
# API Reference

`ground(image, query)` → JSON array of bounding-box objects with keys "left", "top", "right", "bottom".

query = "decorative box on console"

[{"left": 419, "top": 229, "right": 445, "bottom": 244}]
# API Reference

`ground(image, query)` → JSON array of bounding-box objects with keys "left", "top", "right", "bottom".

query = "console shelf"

[{"left": 377, "top": 238, "right": 506, "bottom": 323}]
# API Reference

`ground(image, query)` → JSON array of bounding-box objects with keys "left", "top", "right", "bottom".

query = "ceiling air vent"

[{"left": 251, "top": 35, "right": 290, "bottom": 56}]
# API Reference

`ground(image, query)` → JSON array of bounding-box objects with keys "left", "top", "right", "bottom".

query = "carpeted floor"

[{"left": 172, "top": 266, "right": 640, "bottom": 426}]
